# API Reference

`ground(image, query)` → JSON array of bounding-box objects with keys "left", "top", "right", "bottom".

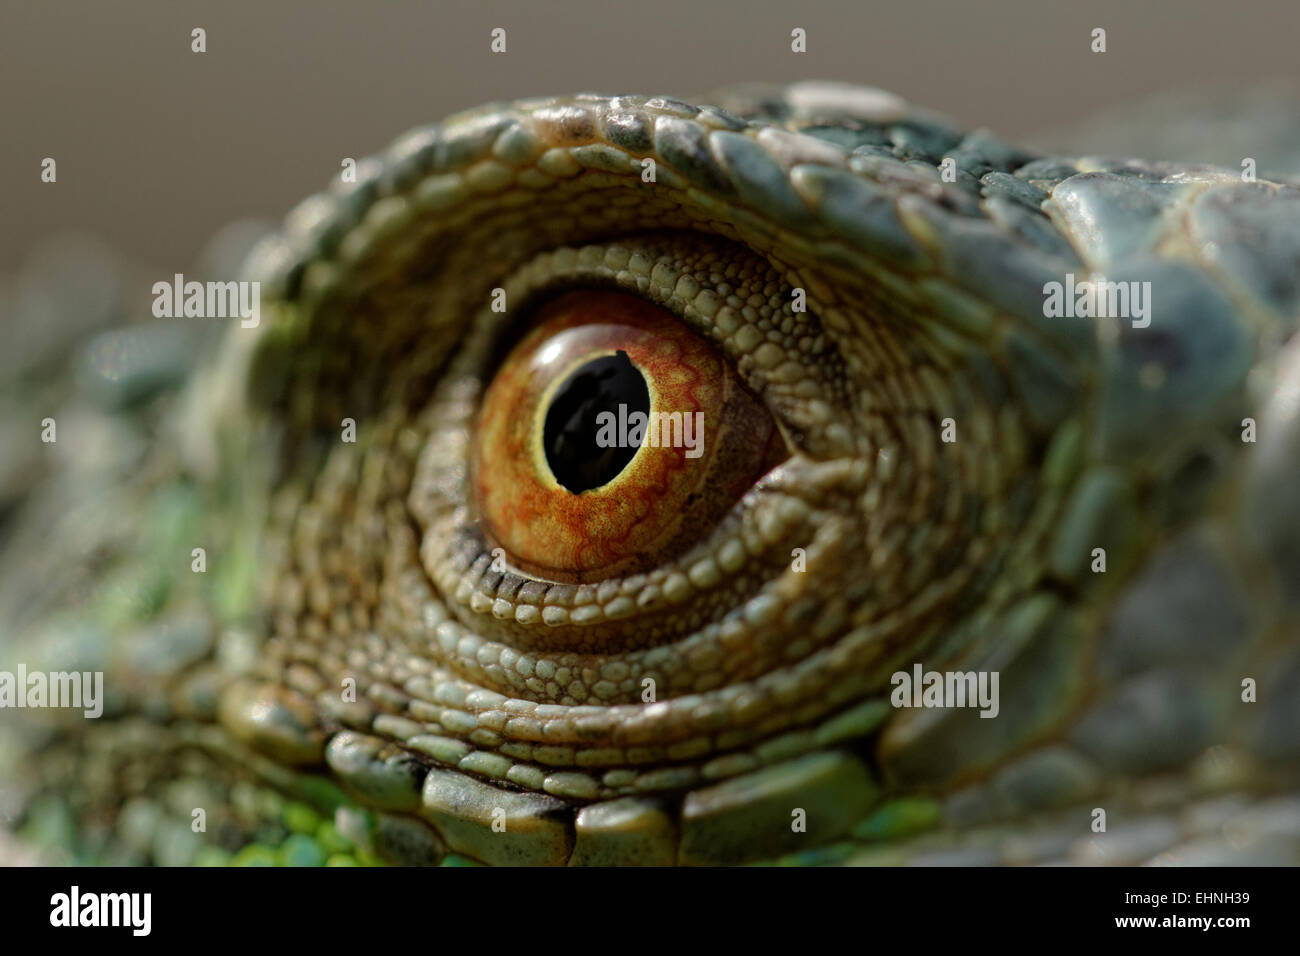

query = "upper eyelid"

[{"left": 464, "top": 237, "right": 857, "bottom": 459}]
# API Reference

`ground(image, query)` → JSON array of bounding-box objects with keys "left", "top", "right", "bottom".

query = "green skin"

[{"left": 2, "top": 82, "right": 1299, "bottom": 866}]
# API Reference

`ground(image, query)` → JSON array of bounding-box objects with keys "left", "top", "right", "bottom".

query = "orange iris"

[{"left": 473, "top": 290, "right": 783, "bottom": 581}]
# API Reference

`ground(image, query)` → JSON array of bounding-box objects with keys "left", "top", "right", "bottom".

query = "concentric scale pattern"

[{"left": 3, "top": 82, "right": 1299, "bottom": 866}]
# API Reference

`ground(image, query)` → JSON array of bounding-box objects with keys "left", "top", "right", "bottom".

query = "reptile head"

[{"left": 10, "top": 82, "right": 1299, "bottom": 866}]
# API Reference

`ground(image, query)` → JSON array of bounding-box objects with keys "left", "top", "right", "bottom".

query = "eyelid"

[{"left": 466, "top": 237, "right": 855, "bottom": 458}]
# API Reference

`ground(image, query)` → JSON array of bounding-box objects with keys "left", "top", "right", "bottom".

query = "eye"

[{"left": 472, "top": 290, "right": 784, "bottom": 581}]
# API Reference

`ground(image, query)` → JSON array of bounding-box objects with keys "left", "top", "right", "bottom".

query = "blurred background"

[{"left": 3, "top": 0, "right": 1298, "bottom": 272}]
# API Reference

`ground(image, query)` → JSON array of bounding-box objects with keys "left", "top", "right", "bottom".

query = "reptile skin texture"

[{"left": 1, "top": 82, "right": 1298, "bottom": 866}]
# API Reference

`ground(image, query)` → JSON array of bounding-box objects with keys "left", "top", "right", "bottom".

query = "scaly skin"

[{"left": 2, "top": 82, "right": 1299, "bottom": 866}]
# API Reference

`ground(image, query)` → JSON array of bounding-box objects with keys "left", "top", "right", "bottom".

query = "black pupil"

[{"left": 543, "top": 350, "right": 650, "bottom": 493}]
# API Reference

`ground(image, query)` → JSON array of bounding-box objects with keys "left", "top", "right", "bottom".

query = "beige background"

[{"left": 3, "top": 0, "right": 1297, "bottom": 270}]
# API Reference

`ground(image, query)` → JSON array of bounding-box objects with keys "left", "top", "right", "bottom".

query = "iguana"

[{"left": 2, "top": 81, "right": 1298, "bottom": 866}]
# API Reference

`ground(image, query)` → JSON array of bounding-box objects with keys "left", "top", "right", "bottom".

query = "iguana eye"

[{"left": 473, "top": 290, "right": 783, "bottom": 581}]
